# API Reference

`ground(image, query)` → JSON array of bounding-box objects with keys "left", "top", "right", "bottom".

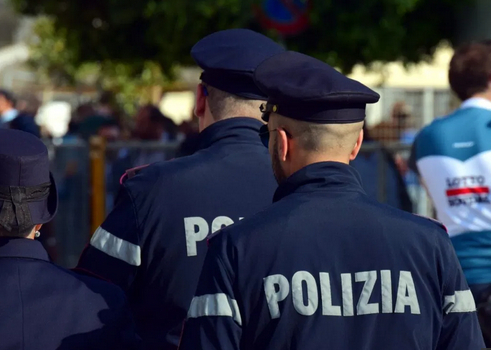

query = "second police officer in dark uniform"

[
  {"left": 76, "top": 29, "right": 284, "bottom": 350},
  {"left": 179, "top": 51, "right": 485, "bottom": 349},
  {"left": 0, "top": 129, "right": 140, "bottom": 350}
]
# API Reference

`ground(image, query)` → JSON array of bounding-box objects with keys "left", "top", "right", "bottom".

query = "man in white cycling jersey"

[{"left": 409, "top": 41, "right": 491, "bottom": 345}]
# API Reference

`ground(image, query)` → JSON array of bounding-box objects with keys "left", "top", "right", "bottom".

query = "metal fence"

[
  {"left": 369, "top": 87, "right": 456, "bottom": 128},
  {"left": 45, "top": 139, "right": 431, "bottom": 267},
  {"left": 46, "top": 139, "right": 91, "bottom": 267}
]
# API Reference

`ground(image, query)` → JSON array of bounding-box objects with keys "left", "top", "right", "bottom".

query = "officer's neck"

[
  {"left": 472, "top": 90, "right": 491, "bottom": 103},
  {"left": 25, "top": 224, "right": 42, "bottom": 240},
  {"left": 288, "top": 152, "right": 350, "bottom": 176},
  {"left": 25, "top": 231, "right": 36, "bottom": 240}
]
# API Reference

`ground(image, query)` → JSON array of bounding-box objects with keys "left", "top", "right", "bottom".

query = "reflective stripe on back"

[{"left": 188, "top": 293, "right": 242, "bottom": 325}]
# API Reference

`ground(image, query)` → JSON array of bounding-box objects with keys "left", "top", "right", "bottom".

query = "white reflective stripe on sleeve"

[
  {"left": 443, "top": 290, "right": 476, "bottom": 314},
  {"left": 90, "top": 227, "right": 141, "bottom": 266},
  {"left": 188, "top": 293, "right": 242, "bottom": 326}
]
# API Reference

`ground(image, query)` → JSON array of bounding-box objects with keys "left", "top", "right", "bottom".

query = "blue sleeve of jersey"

[
  {"left": 179, "top": 232, "right": 242, "bottom": 350},
  {"left": 408, "top": 136, "right": 419, "bottom": 175},
  {"left": 76, "top": 184, "right": 140, "bottom": 291},
  {"left": 436, "top": 234, "right": 485, "bottom": 349}
]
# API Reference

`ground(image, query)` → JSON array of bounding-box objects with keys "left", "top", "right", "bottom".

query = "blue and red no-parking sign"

[{"left": 254, "top": 0, "right": 311, "bottom": 36}]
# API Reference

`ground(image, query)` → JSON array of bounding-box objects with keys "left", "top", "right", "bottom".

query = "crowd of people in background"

[
  {"left": 63, "top": 92, "right": 200, "bottom": 158},
  {"left": 0, "top": 84, "right": 419, "bottom": 216}
]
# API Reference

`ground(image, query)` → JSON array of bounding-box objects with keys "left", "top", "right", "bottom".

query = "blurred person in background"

[
  {"left": 0, "top": 89, "right": 40, "bottom": 137},
  {"left": 99, "top": 118, "right": 125, "bottom": 213},
  {"left": 370, "top": 101, "right": 419, "bottom": 209},
  {"left": 370, "top": 101, "right": 415, "bottom": 144},
  {"left": 114, "top": 104, "right": 178, "bottom": 170},
  {"left": 76, "top": 29, "right": 284, "bottom": 350},
  {"left": 53, "top": 103, "right": 95, "bottom": 263},
  {"left": 96, "top": 91, "right": 117, "bottom": 117},
  {"left": 98, "top": 118, "right": 122, "bottom": 143},
  {"left": 134, "top": 104, "right": 178, "bottom": 143},
  {"left": 0, "top": 129, "right": 140, "bottom": 350},
  {"left": 409, "top": 41, "right": 491, "bottom": 345},
  {"left": 77, "top": 92, "right": 120, "bottom": 141},
  {"left": 16, "top": 92, "right": 42, "bottom": 116},
  {"left": 351, "top": 125, "right": 413, "bottom": 212},
  {"left": 176, "top": 111, "right": 200, "bottom": 157},
  {"left": 106, "top": 105, "right": 178, "bottom": 212},
  {"left": 71, "top": 103, "right": 95, "bottom": 124}
]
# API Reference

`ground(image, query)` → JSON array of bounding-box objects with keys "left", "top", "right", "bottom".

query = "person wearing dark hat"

[
  {"left": 76, "top": 28, "right": 284, "bottom": 350},
  {"left": 179, "top": 51, "right": 484, "bottom": 350},
  {"left": 0, "top": 129, "right": 141, "bottom": 349}
]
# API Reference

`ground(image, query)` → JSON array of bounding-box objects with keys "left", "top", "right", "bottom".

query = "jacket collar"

[
  {"left": 0, "top": 109, "right": 18, "bottom": 124},
  {"left": 198, "top": 117, "right": 264, "bottom": 150},
  {"left": 460, "top": 98, "right": 491, "bottom": 111},
  {"left": 0, "top": 237, "right": 50, "bottom": 261},
  {"left": 273, "top": 161, "right": 365, "bottom": 203}
]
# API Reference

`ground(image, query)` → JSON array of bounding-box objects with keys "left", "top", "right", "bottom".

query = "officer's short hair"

[
  {"left": 205, "top": 85, "right": 262, "bottom": 121},
  {"left": 449, "top": 42, "right": 491, "bottom": 101},
  {"left": 272, "top": 113, "right": 363, "bottom": 153},
  {"left": 0, "top": 223, "right": 35, "bottom": 238}
]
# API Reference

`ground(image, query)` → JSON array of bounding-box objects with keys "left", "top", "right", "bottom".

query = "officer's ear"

[
  {"left": 277, "top": 128, "right": 289, "bottom": 162},
  {"left": 349, "top": 128, "right": 364, "bottom": 161},
  {"left": 195, "top": 84, "right": 207, "bottom": 118}
]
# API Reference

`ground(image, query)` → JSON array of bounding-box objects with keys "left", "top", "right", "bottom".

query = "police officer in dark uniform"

[
  {"left": 0, "top": 129, "right": 140, "bottom": 350},
  {"left": 76, "top": 29, "right": 284, "bottom": 350},
  {"left": 179, "top": 51, "right": 485, "bottom": 350}
]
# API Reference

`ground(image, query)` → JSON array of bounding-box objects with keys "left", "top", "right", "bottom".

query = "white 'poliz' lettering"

[
  {"left": 264, "top": 274, "right": 290, "bottom": 319},
  {"left": 184, "top": 217, "right": 209, "bottom": 257},
  {"left": 341, "top": 273, "right": 354, "bottom": 316},
  {"left": 381, "top": 270, "right": 393, "bottom": 313},
  {"left": 211, "top": 216, "right": 234, "bottom": 234},
  {"left": 292, "top": 271, "right": 319, "bottom": 316},
  {"left": 263, "top": 270, "right": 421, "bottom": 318},
  {"left": 184, "top": 216, "right": 238, "bottom": 257},
  {"left": 320, "top": 273, "right": 341, "bottom": 316},
  {"left": 355, "top": 271, "right": 379, "bottom": 315},
  {"left": 394, "top": 271, "right": 421, "bottom": 314}
]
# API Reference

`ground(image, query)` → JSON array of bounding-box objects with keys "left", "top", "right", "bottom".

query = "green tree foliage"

[
  {"left": 10, "top": 0, "right": 474, "bottom": 112},
  {"left": 11, "top": 0, "right": 474, "bottom": 72},
  {"left": 282, "top": 0, "right": 473, "bottom": 72},
  {"left": 26, "top": 17, "right": 170, "bottom": 114}
]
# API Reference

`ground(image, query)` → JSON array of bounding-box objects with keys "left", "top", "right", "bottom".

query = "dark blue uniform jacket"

[
  {"left": 179, "top": 162, "right": 484, "bottom": 350},
  {"left": 76, "top": 118, "right": 278, "bottom": 349},
  {"left": 0, "top": 237, "right": 140, "bottom": 350}
]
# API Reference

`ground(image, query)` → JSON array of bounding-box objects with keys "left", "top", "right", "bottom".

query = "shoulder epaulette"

[
  {"left": 413, "top": 214, "right": 447, "bottom": 233},
  {"left": 119, "top": 164, "right": 150, "bottom": 185}
]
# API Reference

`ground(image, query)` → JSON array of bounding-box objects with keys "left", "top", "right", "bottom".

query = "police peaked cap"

[
  {"left": 254, "top": 51, "right": 380, "bottom": 123},
  {"left": 191, "top": 28, "right": 286, "bottom": 100}
]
